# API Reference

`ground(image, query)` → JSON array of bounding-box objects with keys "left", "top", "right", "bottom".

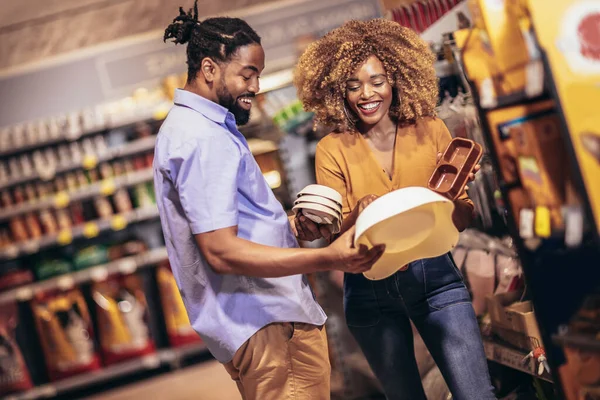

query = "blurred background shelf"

[
  {"left": 1, "top": 206, "right": 160, "bottom": 261},
  {"left": 3, "top": 343, "right": 209, "bottom": 400},
  {"left": 0, "top": 247, "right": 167, "bottom": 305}
]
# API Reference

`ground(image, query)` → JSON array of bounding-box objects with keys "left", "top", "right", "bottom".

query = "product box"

[
  {"left": 92, "top": 273, "right": 156, "bottom": 365},
  {"left": 31, "top": 289, "right": 101, "bottom": 381},
  {"left": 156, "top": 262, "right": 202, "bottom": 347},
  {"left": 487, "top": 291, "right": 542, "bottom": 350},
  {"left": 0, "top": 302, "right": 33, "bottom": 396}
]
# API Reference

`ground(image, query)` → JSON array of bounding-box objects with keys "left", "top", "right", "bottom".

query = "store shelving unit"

[
  {"left": 483, "top": 338, "right": 553, "bottom": 383},
  {"left": 0, "top": 105, "right": 165, "bottom": 161},
  {"left": 453, "top": 2, "right": 600, "bottom": 395},
  {"left": 0, "top": 205, "right": 160, "bottom": 261},
  {"left": 0, "top": 168, "right": 154, "bottom": 221},
  {"left": 4, "top": 343, "right": 209, "bottom": 400},
  {"left": 0, "top": 247, "right": 167, "bottom": 305},
  {"left": 0, "top": 135, "right": 156, "bottom": 189}
]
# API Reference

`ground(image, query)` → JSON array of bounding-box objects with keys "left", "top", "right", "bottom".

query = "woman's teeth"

[{"left": 358, "top": 102, "right": 380, "bottom": 110}]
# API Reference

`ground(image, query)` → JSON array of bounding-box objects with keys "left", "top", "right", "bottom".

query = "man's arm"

[
  {"left": 195, "top": 225, "right": 384, "bottom": 277},
  {"left": 172, "top": 135, "right": 383, "bottom": 278}
]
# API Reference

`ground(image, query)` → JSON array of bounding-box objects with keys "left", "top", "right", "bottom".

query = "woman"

[{"left": 294, "top": 19, "right": 496, "bottom": 400}]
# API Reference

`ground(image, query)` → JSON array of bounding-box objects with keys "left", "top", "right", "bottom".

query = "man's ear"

[{"left": 199, "top": 57, "right": 221, "bottom": 83}]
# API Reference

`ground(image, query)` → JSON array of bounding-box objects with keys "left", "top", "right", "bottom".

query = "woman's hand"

[
  {"left": 436, "top": 152, "right": 480, "bottom": 186},
  {"left": 333, "top": 194, "right": 380, "bottom": 242}
]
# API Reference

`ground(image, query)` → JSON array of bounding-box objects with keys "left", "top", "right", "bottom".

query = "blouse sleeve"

[{"left": 314, "top": 141, "right": 352, "bottom": 218}]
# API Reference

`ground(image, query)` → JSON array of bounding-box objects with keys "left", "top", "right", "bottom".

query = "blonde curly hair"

[{"left": 294, "top": 19, "right": 438, "bottom": 132}]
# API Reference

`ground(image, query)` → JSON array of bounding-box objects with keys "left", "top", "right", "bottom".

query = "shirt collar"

[{"left": 173, "top": 88, "right": 229, "bottom": 124}]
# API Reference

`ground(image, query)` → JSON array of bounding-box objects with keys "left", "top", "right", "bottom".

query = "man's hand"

[
  {"left": 289, "top": 214, "right": 332, "bottom": 242},
  {"left": 436, "top": 152, "right": 480, "bottom": 187},
  {"left": 325, "top": 226, "right": 385, "bottom": 274}
]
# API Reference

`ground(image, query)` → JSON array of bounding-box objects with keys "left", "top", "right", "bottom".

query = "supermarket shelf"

[
  {"left": 0, "top": 104, "right": 167, "bottom": 160},
  {"left": 247, "top": 138, "right": 279, "bottom": 156},
  {"left": 0, "top": 168, "right": 154, "bottom": 221},
  {"left": 483, "top": 338, "right": 553, "bottom": 383},
  {"left": 258, "top": 68, "right": 294, "bottom": 94},
  {"left": 3, "top": 343, "right": 208, "bottom": 400},
  {"left": 553, "top": 331, "right": 600, "bottom": 352},
  {"left": 0, "top": 136, "right": 156, "bottom": 190},
  {"left": 580, "top": 384, "right": 600, "bottom": 398},
  {"left": 0, "top": 205, "right": 160, "bottom": 262},
  {"left": 0, "top": 247, "right": 168, "bottom": 305},
  {"left": 420, "top": 1, "right": 470, "bottom": 44}
]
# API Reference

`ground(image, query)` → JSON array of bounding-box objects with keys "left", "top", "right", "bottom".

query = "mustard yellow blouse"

[{"left": 315, "top": 117, "right": 474, "bottom": 221}]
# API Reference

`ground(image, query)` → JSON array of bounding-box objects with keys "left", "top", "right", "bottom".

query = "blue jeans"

[{"left": 344, "top": 253, "right": 496, "bottom": 400}]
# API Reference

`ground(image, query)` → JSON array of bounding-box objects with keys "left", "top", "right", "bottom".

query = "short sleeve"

[
  {"left": 315, "top": 142, "right": 351, "bottom": 217},
  {"left": 169, "top": 135, "right": 240, "bottom": 234},
  {"left": 435, "top": 119, "right": 474, "bottom": 208}
]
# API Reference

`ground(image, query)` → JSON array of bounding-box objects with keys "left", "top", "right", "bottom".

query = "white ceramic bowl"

[
  {"left": 294, "top": 195, "right": 342, "bottom": 214},
  {"left": 292, "top": 202, "right": 341, "bottom": 225},
  {"left": 297, "top": 184, "right": 343, "bottom": 206}
]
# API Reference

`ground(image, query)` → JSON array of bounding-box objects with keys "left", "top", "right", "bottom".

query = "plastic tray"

[{"left": 428, "top": 137, "right": 483, "bottom": 200}]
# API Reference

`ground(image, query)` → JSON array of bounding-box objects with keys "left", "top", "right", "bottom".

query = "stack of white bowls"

[{"left": 293, "top": 184, "right": 343, "bottom": 234}]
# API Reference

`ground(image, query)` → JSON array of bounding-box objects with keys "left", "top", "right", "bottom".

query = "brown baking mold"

[{"left": 428, "top": 137, "right": 483, "bottom": 201}]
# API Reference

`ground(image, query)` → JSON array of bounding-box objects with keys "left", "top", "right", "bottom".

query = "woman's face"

[{"left": 345, "top": 55, "right": 393, "bottom": 128}]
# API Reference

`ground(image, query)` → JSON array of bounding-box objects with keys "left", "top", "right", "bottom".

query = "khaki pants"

[{"left": 223, "top": 322, "right": 331, "bottom": 400}]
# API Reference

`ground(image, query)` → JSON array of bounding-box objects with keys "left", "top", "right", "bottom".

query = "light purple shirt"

[{"left": 153, "top": 89, "right": 326, "bottom": 363}]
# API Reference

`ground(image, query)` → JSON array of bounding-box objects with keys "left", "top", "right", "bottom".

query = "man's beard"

[{"left": 217, "top": 84, "right": 252, "bottom": 126}]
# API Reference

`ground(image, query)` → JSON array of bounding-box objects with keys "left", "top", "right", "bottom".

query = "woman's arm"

[
  {"left": 314, "top": 142, "right": 351, "bottom": 241},
  {"left": 435, "top": 119, "right": 476, "bottom": 232},
  {"left": 314, "top": 142, "right": 380, "bottom": 239}
]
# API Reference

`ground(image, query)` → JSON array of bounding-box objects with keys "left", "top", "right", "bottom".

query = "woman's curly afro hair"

[{"left": 294, "top": 19, "right": 439, "bottom": 132}]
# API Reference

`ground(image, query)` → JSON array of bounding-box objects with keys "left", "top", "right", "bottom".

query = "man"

[{"left": 154, "top": 3, "right": 385, "bottom": 399}]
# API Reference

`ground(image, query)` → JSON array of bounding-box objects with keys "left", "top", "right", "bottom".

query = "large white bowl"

[{"left": 354, "top": 187, "right": 459, "bottom": 281}]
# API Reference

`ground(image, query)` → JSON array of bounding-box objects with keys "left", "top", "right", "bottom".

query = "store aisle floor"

[{"left": 85, "top": 361, "right": 241, "bottom": 400}]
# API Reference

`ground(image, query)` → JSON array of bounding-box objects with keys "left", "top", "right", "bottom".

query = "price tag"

[
  {"left": 38, "top": 385, "right": 58, "bottom": 397},
  {"left": 54, "top": 191, "right": 70, "bottom": 209},
  {"left": 100, "top": 179, "right": 116, "bottom": 196},
  {"left": 90, "top": 266, "right": 109, "bottom": 282},
  {"left": 534, "top": 206, "right": 551, "bottom": 238},
  {"left": 141, "top": 354, "right": 160, "bottom": 369},
  {"left": 161, "top": 350, "right": 176, "bottom": 363},
  {"left": 57, "top": 275, "right": 75, "bottom": 290},
  {"left": 57, "top": 229, "right": 73, "bottom": 245},
  {"left": 525, "top": 61, "right": 544, "bottom": 98},
  {"left": 3, "top": 245, "right": 19, "bottom": 259},
  {"left": 153, "top": 107, "right": 170, "bottom": 121},
  {"left": 118, "top": 258, "right": 137, "bottom": 275},
  {"left": 38, "top": 165, "right": 56, "bottom": 181},
  {"left": 15, "top": 287, "right": 33, "bottom": 301},
  {"left": 111, "top": 215, "right": 128, "bottom": 231},
  {"left": 564, "top": 205, "right": 584, "bottom": 248},
  {"left": 83, "top": 222, "right": 100, "bottom": 238},
  {"left": 483, "top": 341, "right": 495, "bottom": 360},
  {"left": 519, "top": 208, "right": 535, "bottom": 239},
  {"left": 479, "top": 77, "right": 498, "bottom": 109},
  {"left": 22, "top": 240, "right": 40, "bottom": 254},
  {"left": 136, "top": 206, "right": 157, "bottom": 221},
  {"left": 82, "top": 154, "right": 98, "bottom": 170}
]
